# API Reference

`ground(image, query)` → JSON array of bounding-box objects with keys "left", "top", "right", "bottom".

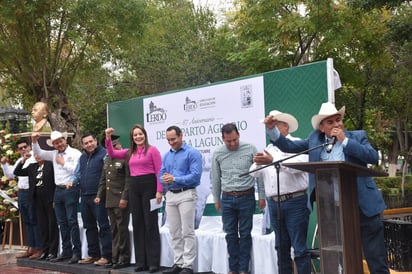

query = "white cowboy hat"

[
  {"left": 260, "top": 110, "right": 298, "bottom": 133},
  {"left": 311, "top": 102, "right": 345, "bottom": 130},
  {"left": 46, "top": 131, "right": 68, "bottom": 147}
]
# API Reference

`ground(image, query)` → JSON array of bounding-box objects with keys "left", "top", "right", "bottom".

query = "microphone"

[{"left": 325, "top": 136, "right": 336, "bottom": 153}]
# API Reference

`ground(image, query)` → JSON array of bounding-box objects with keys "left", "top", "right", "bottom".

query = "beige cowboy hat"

[
  {"left": 311, "top": 102, "right": 345, "bottom": 130},
  {"left": 260, "top": 110, "right": 299, "bottom": 133},
  {"left": 46, "top": 131, "right": 68, "bottom": 147}
]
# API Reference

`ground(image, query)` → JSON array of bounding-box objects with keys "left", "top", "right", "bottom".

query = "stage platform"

[
  {"left": 16, "top": 257, "right": 213, "bottom": 274},
  {"left": 0, "top": 246, "right": 210, "bottom": 274}
]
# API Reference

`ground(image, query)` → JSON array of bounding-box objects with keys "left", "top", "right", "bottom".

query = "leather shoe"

[
  {"left": 16, "top": 247, "right": 34, "bottom": 259},
  {"left": 46, "top": 254, "right": 57, "bottom": 261},
  {"left": 29, "top": 249, "right": 43, "bottom": 259},
  {"left": 94, "top": 257, "right": 110, "bottom": 266},
  {"left": 68, "top": 255, "right": 80, "bottom": 264},
  {"left": 149, "top": 266, "right": 159, "bottom": 273},
  {"left": 37, "top": 252, "right": 48, "bottom": 260},
  {"left": 179, "top": 268, "right": 193, "bottom": 274},
  {"left": 50, "top": 254, "right": 71, "bottom": 262},
  {"left": 16, "top": 251, "right": 31, "bottom": 259},
  {"left": 162, "top": 264, "right": 182, "bottom": 274},
  {"left": 78, "top": 256, "right": 98, "bottom": 264},
  {"left": 112, "top": 262, "right": 130, "bottom": 269},
  {"left": 135, "top": 266, "right": 148, "bottom": 272}
]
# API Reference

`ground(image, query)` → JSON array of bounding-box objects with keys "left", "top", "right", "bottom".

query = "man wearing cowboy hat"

[
  {"left": 263, "top": 102, "right": 389, "bottom": 274},
  {"left": 251, "top": 110, "right": 310, "bottom": 274},
  {"left": 32, "top": 130, "right": 82, "bottom": 264}
]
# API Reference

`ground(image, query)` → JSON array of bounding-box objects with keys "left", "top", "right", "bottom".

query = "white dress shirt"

[
  {"left": 32, "top": 143, "right": 81, "bottom": 186},
  {"left": 249, "top": 135, "right": 309, "bottom": 197},
  {"left": 1, "top": 155, "right": 35, "bottom": 190}
]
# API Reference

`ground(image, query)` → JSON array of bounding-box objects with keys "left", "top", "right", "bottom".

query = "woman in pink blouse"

[{"left": 105, "top": 125, "right": 162, "bottom": 273}]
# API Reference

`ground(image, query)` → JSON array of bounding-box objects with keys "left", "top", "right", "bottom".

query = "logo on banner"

[
  {"left": 240, "top": 85, "right": 253, "bottom": 108},
  {"left": 184, "top": 96, "right": 198, "bottom": 112},
  {"left": 146, "top": 101, "right": 167, "bottom": 123},
  {"left": 198, "top": 97, "right": 216, "bottom": 109}
]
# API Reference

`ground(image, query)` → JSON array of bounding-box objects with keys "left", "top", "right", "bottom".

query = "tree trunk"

[
  {"left": 401, "top": 147, "right": 412, "bottom": 199},
  {"left": 387, "top": 137, "right": 399, "bottom": 177}
]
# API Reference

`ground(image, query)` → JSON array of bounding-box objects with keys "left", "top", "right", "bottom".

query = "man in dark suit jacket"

[
  {"left": 263, "top": 102, "right": 389, "bottom": 274},
  {"left": 14, "top": 155, "right": 59, "bottom": 261}
]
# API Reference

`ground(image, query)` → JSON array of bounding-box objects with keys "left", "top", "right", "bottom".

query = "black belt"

[
  {"left": 18, "top": 189, "right": 29, "bottom": 192},
  {"left": 169, "top": 187, "right": 195, "bottom": 193},
  {"left": 223, "top": 187, "right": 254, "bottom": 197},
  {"left": 271, "top": 190, "right": 306, "bottom": 202},
  {"left": 55, "top": 185, "right": 66, "bottom": 189}
]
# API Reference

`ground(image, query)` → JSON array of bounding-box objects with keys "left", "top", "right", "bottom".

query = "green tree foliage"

[
  {"left": 124, "top": 0, "right": 242, "bottom": 95},
  {"left": 315, "top": 5, "right": 393, "bottom": 130},
  {"left": 369, "top": 3, "right": 412, "bottom": 183},
  {"left": 225, "top": 0, "right": 412, "bottom": 176},
  {"left": 347, "top": 0, "right": 406, "bottom": 10},
  {"left": 228, "top": 0, "right": 330, "bottom": 74},
  {"left": 0, "top": 0, "right": 147, "bottom": 136}
]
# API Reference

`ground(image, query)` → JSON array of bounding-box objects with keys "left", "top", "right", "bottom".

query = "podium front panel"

[
  {"left": 315, "top": 167, "right": 363, "bottom": 274},
  {"left": 284, "top": 161, "right": 384, "bottom": 274},
  {"left": 316, "top": 169, "right": 343, "bottom": 273}
]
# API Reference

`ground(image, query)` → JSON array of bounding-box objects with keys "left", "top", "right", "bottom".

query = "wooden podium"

[{"left": 283, "top": 161, "right": 387, "bottom": 274}]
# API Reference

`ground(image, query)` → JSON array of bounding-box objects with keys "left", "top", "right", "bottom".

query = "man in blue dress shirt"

[{"left": 160, "top": 125, "right": 203, "bottom": 274}]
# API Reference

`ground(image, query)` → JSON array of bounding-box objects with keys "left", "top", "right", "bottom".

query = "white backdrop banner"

[{"left": 143, "top": 76, "right": 266, "bottom": 223}]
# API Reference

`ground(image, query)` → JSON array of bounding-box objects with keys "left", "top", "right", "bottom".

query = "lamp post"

[{"left": 0, "top": 107, "right": 30, "bottom": 133}]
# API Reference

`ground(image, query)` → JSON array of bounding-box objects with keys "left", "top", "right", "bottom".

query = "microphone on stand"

[{"left": 325, "top": 136, "right": 336, "bottom": 153}]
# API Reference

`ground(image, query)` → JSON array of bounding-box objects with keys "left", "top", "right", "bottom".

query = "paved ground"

[{"left": 1, "top": 264, "right": 70, "bottom": 274}]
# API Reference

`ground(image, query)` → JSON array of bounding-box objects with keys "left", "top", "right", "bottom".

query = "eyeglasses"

[{"left": 18, "top": 145, "right": 28, "bottom": 150}]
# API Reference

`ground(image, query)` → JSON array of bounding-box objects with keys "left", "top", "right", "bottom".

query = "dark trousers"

[
  {"left": 360, "top": 212, "right": 390, "bottom": 274},
  {"left": 221, "top": 192, "right": 255, "bottom": 273},
  {"left": 267, "top": 194, "right": 311, "bottom": 274},
  {"left": 107, "top": 206, "right": 131, "bottom": 263},
  {"left": 34, "top": 189, "right": 59, "bottom": 255},
  {"left": 54, "top": 187, "right": 81, "bottom": 257},
  {"left": 129, "top": 174, "right": 160, "bottom": 268},
  {"left": 18, "top": 190, "right": 41, "bottom": 249},
  {"left": 81, "top": 195, "right": 112, "bottom": 259}
]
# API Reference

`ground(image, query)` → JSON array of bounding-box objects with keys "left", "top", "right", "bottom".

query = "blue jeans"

[
  {"left": 81, "top": 195, "right": 112, "bottom": 259},
  {"left": 53, "top": 187, "right": 81, "bottom": 257},
  {"left": 221, "top": 192, "right": 255, "bottom": 273},
  {"left": 267, "top": 194, "right": 311, "bottom": 274},
  {"left": 18, "top": 190, "right": 40, "bottom": 249}
]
